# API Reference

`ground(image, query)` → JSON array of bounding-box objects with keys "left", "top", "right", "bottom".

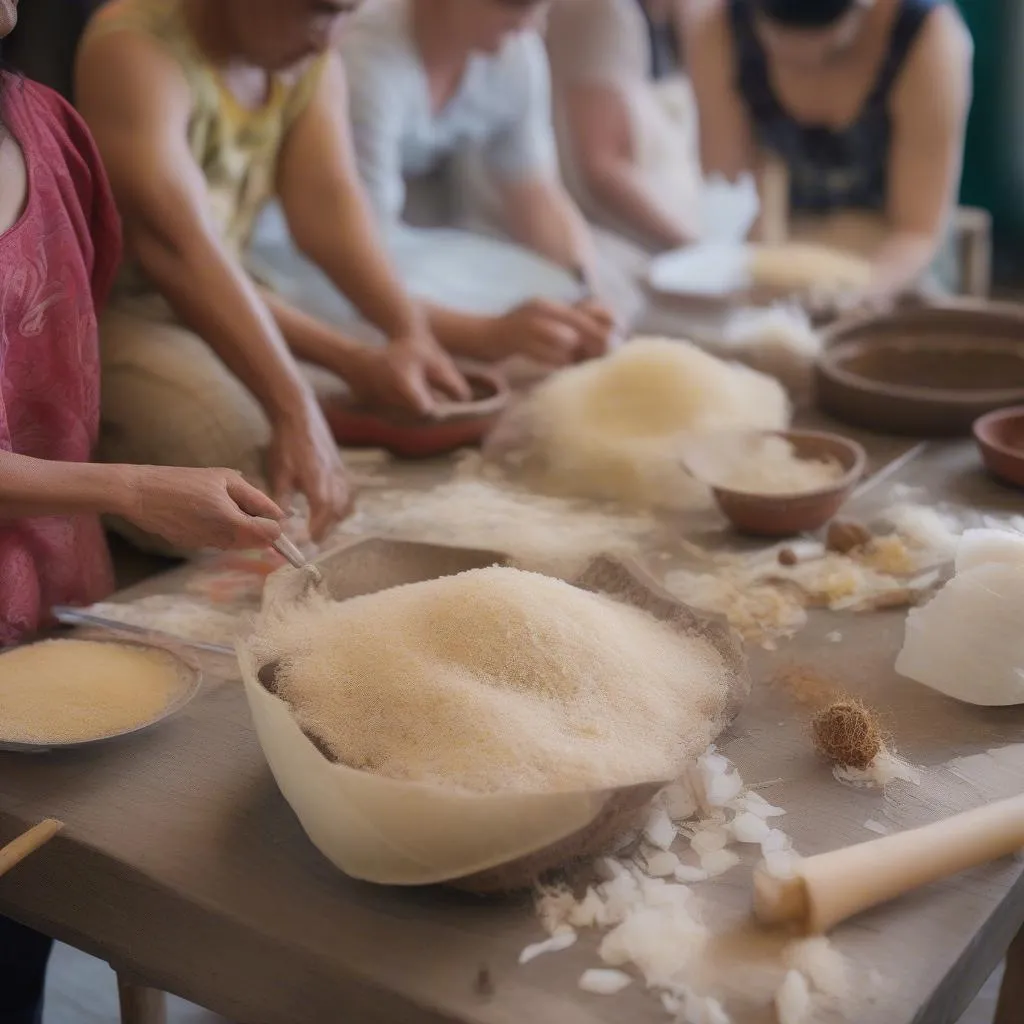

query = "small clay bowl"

[
  {"left": 321, "top": 367, "right": 509, "bottom": 459},
  {"left": 973, "top": 406, "right": 1024, "bottom": 489},
  {"left": 684, "top": 429, "right": 867, "bottom": 538}
]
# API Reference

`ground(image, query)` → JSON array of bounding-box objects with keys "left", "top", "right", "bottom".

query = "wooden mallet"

[{"left": 754, "top": 794, "right": 1024, "bottom": 934}]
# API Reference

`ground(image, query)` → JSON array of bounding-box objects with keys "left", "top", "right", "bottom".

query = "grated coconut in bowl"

[{"left": 249, "top": 566, "right": 737, "bottom": 795}]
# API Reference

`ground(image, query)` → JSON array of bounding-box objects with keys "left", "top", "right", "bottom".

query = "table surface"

[{"left": 2, "top": 433, "right": 1024, "bottom": 1024}]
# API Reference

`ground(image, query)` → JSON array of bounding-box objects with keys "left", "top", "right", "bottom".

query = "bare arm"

[
  {"left": 685, "top": 0, "right": 756, "bottom": 181},
  {"left": 276, "top": 53, "right": 425, "bottom": 341},
  {"left": 0, "top": 456, "right": 134, "bottom": 520},
  {"left": 75, "top": 29, "right": 350, "bottom": 537},
  {"left": 565, "top": 82, "right": 697, "bottom": 250},
  {"left": 872, "top": 6, "right": 973, "bottom": 297},
  {"left": 75, "top": 30, "right": 309, "bottom": 426}
]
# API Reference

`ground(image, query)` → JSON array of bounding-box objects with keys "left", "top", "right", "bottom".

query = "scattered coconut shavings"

[
  {"left": 775, "top": 970, "right": 812, "bottom": 1024},
  {"left": 784, "top": 938, "right": 850, "bottom": 1001},
  {"left": 730, "top": 811, "right": 771, "bottom": 844},
  {"left": 85, "top": 596, "right": 246, "bottom": 646},
  {"left": 646, "top": 851, "right": 684, "bottom": 877},
  {"left": 700, "top": 848, "right": 742, "bottom": 878},
  {"left": 529, "top": 748, "right": 798, "bottom": 1018},
  {"left": 519, "top": 931, "right": 578, "bottom": 964},
  {"left": 645, "top": 808, "right": 678, "bottom": 850},
  {"left": 834, "top": 747, "right": 921, "bottom": 789},
  {"left": 579, "top": 969, "right": 633, "bottom": 995},
  {"left": 864, "top": 819, "right": 889, "bottom": 835},
  {"left": 338, "top": 477, "right": 654, "bottom": 578},
  {"left": 826, "top": 631, "right": 843, "bottom": 643},
  {"left": 762, "top": 849, "right": 801, "bottom": 880}
]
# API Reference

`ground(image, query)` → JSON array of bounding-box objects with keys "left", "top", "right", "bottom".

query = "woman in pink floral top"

[{"left": 0, "top": 0, "right": 286, "bottom": 1014}]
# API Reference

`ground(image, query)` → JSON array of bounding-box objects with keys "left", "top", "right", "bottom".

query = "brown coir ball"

[{"left": 811, "top": 698, "right": 883, "bottom": 770}]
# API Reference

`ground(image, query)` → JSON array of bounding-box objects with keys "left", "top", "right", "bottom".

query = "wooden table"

[{"left": 2, "top": 437, "right": 1023, "bottom": 1024}]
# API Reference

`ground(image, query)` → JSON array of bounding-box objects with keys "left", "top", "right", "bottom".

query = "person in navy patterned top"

[{"left": 686, "top": 0, "right": 972, "bottom": 302}]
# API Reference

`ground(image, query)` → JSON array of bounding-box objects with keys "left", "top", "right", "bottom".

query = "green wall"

[{"left": 956, "top": 0, "right": 1024, "bottom": 249}]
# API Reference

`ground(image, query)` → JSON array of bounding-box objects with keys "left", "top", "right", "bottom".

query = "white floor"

[{"left": 44, "top": 942, "right": 1003, "bottom": 1024}]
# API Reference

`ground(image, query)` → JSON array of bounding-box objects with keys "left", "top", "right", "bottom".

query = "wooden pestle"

[
  {"left": 0, "top": 819, "right": 63, "bottom": 878},
  {"left": 754, "top": 794, "right": 1024, "bottom": 934}
]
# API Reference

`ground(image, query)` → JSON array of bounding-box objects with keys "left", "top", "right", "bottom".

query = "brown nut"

[
  {"left": 826, "top": 519, "right": 872, "bottom": 555},
  {"left": 778, "top": 547, "right": 799, "bottom": 566}
]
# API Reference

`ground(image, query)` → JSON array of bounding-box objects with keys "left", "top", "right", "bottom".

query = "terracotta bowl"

[
  {"left": 683, "top": 429, "right": 867, "bottom": 538},
  {"left": 974, "top": 406, "right": 1024, "bottom": 489},
  {"left": 321, "top": 367, "right": 509, "bottom": 459},
  {"left": 816, "top": 301, "right": 1024, "bottom": 436}
]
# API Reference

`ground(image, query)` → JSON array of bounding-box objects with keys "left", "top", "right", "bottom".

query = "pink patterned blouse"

[{"left": 0, "top": 77, "right": 122, "bottom": 646}]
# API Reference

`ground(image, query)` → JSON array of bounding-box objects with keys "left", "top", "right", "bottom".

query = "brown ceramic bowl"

[
  {"left": 683, "top": 429, "right": 867, "bottom": 538},
  {"left": 816, "top": 302, "right": 1024, "bottom": 436},
  {"left": 973, "top": 406, "right": 1024, "bottom": 489},
  {"left": 321, "top": 367, "right": 509, "bottom": 459}
]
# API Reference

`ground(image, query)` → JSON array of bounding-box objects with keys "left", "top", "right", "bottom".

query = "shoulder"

[
  {"left": 4, "top": 79, "right": 97, "bottom": 163},
  {"left": 685, "top": 0, "right": 731, "bottom": 43},
  {"left": 340, "top": 0, "right": 414, "bottom": 70},
  {"left": 896, "top": 2, "right": 973, "bottom": 105},
  {"left": 496, "top": 29, "right": 550, "bottom": 86}
]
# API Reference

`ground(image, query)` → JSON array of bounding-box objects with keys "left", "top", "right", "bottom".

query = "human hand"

[
  {"left": 119, "top": 466, "right": 286, "bottom": 551},
  {"left": 267, "top": 397, "right": 353, "bottom": 541},
  {"left": 483, "top": 299, "right": 617, "bottom": 366},
  {"left": 345, "top": 334, "right": 471, "bottom": 415}
]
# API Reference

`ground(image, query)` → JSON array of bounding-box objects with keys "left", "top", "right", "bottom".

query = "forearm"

[
  {"left": 503, "top": 182, "right": 597, "bottom": 284},
  {"left": 0, "top": 454, "right": 132, "bottom": 520},
  {"left": 133, "top": 230, "right": 309, "bottom": 421},
  {"left": 868, "top": 231, "right": 938, "bottom": 298},
  {"left": 585, "top": 160, "right": 696, "bottom": 251},
  {"left": 422, "top": 304, "right": 498, "bottom": 361},
  {"left": 259, "top": 287, "right": 372, "bottom": 376},
  {"left": 286, "top": 197, "right": 424, "bottom": 341}
]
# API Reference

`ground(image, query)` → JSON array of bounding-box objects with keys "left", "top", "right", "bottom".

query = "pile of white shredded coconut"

[{"left": 523, "top": 747, "right": 860, "bottom": 1023}]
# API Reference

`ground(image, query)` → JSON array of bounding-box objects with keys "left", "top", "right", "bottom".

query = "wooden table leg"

[
  {"left": 116, "top": 974, "right": 167, "bottom": 1024},
  {"left": 994, "top": 923, "right": 1024, "bottom": 1024}
]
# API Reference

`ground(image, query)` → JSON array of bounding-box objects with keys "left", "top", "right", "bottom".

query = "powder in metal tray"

[{"left": 0, "top": 639, "right": 189, "bottom": 745}]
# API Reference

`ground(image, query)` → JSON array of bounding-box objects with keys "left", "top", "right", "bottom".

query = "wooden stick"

[
  {"left": 754, "top": 794, "right": 1024, "bottom": 934},
  {"left": 0, "top": 819, "right": 63, "bottom": 878}
]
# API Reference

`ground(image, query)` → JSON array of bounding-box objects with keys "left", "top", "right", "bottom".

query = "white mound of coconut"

[{"left": 485, "top": 338, "right": 791, "bottom": 510}]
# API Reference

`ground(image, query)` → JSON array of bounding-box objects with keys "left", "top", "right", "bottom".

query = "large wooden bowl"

[{"left": 816, "top": 301, "right": 1024, "bottom": 436}]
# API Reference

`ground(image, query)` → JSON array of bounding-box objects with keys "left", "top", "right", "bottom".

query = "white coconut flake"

[
  {"left": 730, "top": 811, "right": 772, "bottom": 844},
  {"left": 864, "top": 818, "right": 890, "bottom": 835},
  {"left": 644, "top": 807, "right": 678, "bottom": 850},
  {"left": 760, "top": 829, "right": 792, "bottom": 854},
  {"left": 834, "top": 747, "right": 921, "bottom": 789},
  {"left": 762, "top": 850, "right": 801, "bottom": 880},
  {"left": 579, "top": 969, "right": 633, "bottom": 995},
  {"left": 690, "top": 826, "right": 729, "bottom": 856},
  {"left": 599, "top": 904, "right": 707, "bottom": 986},
  {"left": 695, "top": 751, "right": 746, "bottom": 808},
  {"left": 646, "top": 850, "right": 683, "bottom": 877},
  {"left": 661, "top": 779, "right": 699, "bottom": 821},
  {"left": 674, "top": 863, "right": 710, "bottom": 883},
  {"left": 700, "top": 848, "right": 742, "bottom": 878},
  {"left": 519, "top": 930, "right": 578, "bottom": 964},
  {"left": 733, "top": 791, "right": 787, "bottom": 819},
  {"left": 775, "top": 970, "right": 812, "bottom": 1024},
  {"left": 536, "top": 887, "right": 576, "bottom": 935},
  {"left": 568, "top": 888, "right": 607, "bottom": 929},
  {"left": 785, "top": 937, "right": 850, "bottom": 1001}
]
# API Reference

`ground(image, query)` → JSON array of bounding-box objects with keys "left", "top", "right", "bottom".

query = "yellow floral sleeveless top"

[{"left": 82, "top": 0, "right": 325, "bottom": 307}]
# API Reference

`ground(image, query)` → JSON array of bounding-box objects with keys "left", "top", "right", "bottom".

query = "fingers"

[
  {"left": 428, "top": 353, "right": 472, "bottom": 402},
  {"left": 395, "top": 362, "right": 436, "bottom": 416},
  {"left": 521, "top": 319, "right": 579, "bottom": 366},
  {"left": 225, "top": 473, "right": 286, "bottom": 522},
  {"left": 306, "top": 470, "right": 353, "bottom": 542}
]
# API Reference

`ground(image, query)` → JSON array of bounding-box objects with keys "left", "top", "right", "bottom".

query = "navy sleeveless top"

[
  {"left": 636, "top": 0, "right": 681, "bottom": 81},
  {"left": 728, "top": 0, "right": 938, "bottom": 213}
]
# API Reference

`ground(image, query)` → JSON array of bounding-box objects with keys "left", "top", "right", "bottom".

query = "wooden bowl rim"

[{"left": 973, "top": 405, "right": 1024, "bottom": 462}]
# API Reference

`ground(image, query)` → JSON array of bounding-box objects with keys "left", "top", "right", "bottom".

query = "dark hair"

[{"left": 757, "top": 0, "right": 857, "bottom": 28}]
